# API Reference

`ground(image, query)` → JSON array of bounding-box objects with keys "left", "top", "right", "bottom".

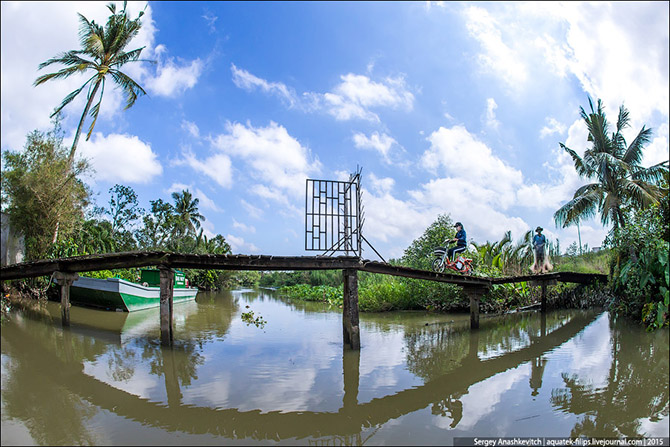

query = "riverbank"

[{"left": 277, "top": 277, "right": 614, "bottom": 315}]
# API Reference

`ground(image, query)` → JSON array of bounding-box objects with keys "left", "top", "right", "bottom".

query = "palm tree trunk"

[{"left": 68, "top": 79, "right": 101, "bottom": 167}]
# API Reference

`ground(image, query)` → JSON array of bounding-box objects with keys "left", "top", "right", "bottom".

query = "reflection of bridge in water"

[
  {"left": 0, "top": 252, "right": 607, "bottom": 349},
  {"left": 3, "top": 308, "right": 599, "bottom": 442}
]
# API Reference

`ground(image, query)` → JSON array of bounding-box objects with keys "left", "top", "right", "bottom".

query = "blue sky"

[{"left": 2, "top": 1, "right": 668, "bottom": 259}]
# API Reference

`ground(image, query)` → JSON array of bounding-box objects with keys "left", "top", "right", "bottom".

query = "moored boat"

[{"left": 70, "top": 269, "right": 198, "bottom": 312}]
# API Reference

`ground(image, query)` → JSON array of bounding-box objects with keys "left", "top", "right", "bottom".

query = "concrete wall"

[{"left": 1, "top": 212, "right": 25, "bottom": 266}]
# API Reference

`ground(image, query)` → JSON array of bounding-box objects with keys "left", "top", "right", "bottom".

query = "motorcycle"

[{"left": 431, "top": 242, "right": 473, "bottom": 274}]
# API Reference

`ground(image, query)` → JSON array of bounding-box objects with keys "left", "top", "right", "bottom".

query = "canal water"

[{"left": 1, "top": 288, "right": 668, "bottom": 445}]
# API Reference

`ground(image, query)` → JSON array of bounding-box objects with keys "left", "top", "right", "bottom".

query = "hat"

[
  {"left": 454, "top": 222, "right": 463, "bottom": 228},
  {"left": 536, "top": 226, "right": 543, "bottom": 232}
]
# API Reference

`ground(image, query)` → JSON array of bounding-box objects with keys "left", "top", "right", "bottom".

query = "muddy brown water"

[{"left": 1, "top": 288, "right": 668, "bottom": 445}]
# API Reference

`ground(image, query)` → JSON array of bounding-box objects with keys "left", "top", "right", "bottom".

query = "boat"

[{"left": 69, "top": 269, "right": 198, "bottom": 312}]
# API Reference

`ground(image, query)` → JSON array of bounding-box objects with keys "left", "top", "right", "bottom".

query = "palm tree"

[
  {"left": 34, "top": 1, "right": 149, "bottom": 166},
  {"left": 172, "top": 190, "right": 205, "bottom": 237},
  {"left": 554, "top": 98, "right": 668, "bottom": 232}
]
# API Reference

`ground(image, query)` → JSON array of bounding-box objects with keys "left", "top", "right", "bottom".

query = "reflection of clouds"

[
  {"left": 639, "top": 414, "right": 669, "bottom": 437},
  {"left": 83, "top": 355, "right": 165, "bottom": 404},
  {"left": 183, "top": 371, "right": 232, "bottom": 409},
  {"left": 548, "top": 313, "right": 612, "bottom": 390},
  {"left": 446, "top": 366, "right": 528, "bottom": 431},
  {"left": 479, "top": 334, "right": 532, "bottom": 360}
]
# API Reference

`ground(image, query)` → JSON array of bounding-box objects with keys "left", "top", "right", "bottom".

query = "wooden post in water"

[
  {"left": 541, "top": 282, "right": 547, "bottom": 314},
  {"left": 342, "top": 268, "right": 360, "bottom": 349},
  {"left": 342, "top": 348, "right": 360, "bottom": 409},
  {"left": 159, "top": 266, "right": 175, "bottom": 347},
  {"left": 54, "top": 271, "right": 79, "bottom": 327},
  {"left": 465, "top": 286, "right": 486, "bottom": 330}
]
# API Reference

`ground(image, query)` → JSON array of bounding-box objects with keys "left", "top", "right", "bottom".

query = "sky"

[{"left": 1, "top": 1, "right": 669, "bottom": 260}]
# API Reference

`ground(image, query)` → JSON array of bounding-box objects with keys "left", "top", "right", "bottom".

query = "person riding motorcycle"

[{"left": 447, "top": 222, "right": 467, "bottom": 261}]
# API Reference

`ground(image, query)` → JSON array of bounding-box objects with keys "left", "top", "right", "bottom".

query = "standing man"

[
  {"left": 532, "top": 226, "right": 546, "bottom": 273},
  {"left": 447, "top": 222, "right": 467, "bottom": 261}
]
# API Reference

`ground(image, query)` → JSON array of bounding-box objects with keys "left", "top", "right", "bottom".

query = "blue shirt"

[
  {"left": 455, "top": 229, "right": 466, "bottom": 247},
  {"left": 533, "top": 234, "right": 546, "bottom": 249}
]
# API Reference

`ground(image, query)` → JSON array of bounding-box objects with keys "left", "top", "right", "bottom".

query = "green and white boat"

[{"left": 70, "top": 269, "right": 198, "bottom": 312}]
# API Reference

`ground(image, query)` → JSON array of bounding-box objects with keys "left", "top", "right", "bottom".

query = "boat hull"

[{"left": 70, "top": 277, "right": 198, "bottom": 312}]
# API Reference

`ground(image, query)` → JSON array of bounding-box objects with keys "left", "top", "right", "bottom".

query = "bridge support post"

[
  {"left": 54, "top": 272, "right": 78, "bottom": 327},
  {"left": 541, "top": 282, "right": 547, "bottom": 314},
  {"left": 465, "top": 286, "right": 487, "bottom": 329},
  {"left": 342, "top": 269, "right": 360, "bottom": 349},
  {"left": 159, "top": 266, "right": 174, "bottom": 347}
]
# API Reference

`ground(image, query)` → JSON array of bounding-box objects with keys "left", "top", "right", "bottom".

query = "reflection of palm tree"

[
  {"left": 34, "top": 1, "right": 149, "bottom": 166},
  {"left": 550, "top": 314, "right": 669, "bottom": 437},
  {"left": 554, "top": 98, "right": 668, "bottom": 231}
]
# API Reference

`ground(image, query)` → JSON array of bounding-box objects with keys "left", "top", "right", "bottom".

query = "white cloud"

[
  {"left": 240, "top": 199, "right": 264, "bottom": 219},
  {"left": 225, "top": 234, "right": 260, "bottom": 254},
  {"left": 231, "top": 63, "right": 297, "bottom": 106},
  {"left": 352, "top": 131, "right": 397, "bottom": 163},
  {"left": 322, "top": 73, "right": 415, "bottom": 122},
  {"left": 463, "top": 5, "right": 528, "bottom": 90},
  {"left": 643, "top": 123, "right": 669, "bottom": 168},
  {"left": 232, "top": 219, "right": 256, "bottom": 233},
  {"left": 462, "top": 2, "right": 669, "bottom": 127},
  {"left": 421, "top": 125, "right": 523, "bottom": 209},
  {"left": 177, "top": 150, "right": 234, "bottom": 189},
  {"left": 195, "top": 188, "right": 223, "bottom": 213},
  {"left": 539, "top": 117, "right": 567, "bottom": 139},
  {"left": 209, "top": 121, "right": 321, "bottom": 200},
  {"left": 485, "top": 97, "right": 500, "bottom": 130},
  {"left": 145, "top": 57, "right": 203, "bottom": 98},
  {"left": 78, "top": 132, "right": 163, "bottom": 184},
  {"left": 230, "top": 66, "right": 415, "bottom": 122},
  {"left": 182, "top": 120, "right": 200, "bottom": 139}
]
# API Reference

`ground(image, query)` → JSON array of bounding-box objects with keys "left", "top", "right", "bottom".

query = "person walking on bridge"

[
  {"left": 447, "top": 222, "right": 467, "bottom": 261},
  {"left": 532, "top": 226, "right": 547, "bottom": 273}
]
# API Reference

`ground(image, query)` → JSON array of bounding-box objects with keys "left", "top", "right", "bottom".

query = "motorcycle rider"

[{"left": 447, "top": 222, "right": 467, "bottom": 261}]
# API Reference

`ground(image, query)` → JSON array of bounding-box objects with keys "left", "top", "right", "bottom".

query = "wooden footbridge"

[{"left": 0, "top": 251, "right": 608, "bottom": 349}]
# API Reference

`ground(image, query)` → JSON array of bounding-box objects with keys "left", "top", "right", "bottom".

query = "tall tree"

[
  {"left": 554, "top": 98, "right": 668, "bottom": 232},
  {"left": 106, "top": 184, "right": 143, "bottom": 235},
  {"left": 1, "top": 120, "right": 91, "bottom": 259},
  {"left": 34, "top": 1, "right": 149, "bottom": 166},
  {"left": 171, "top": 190, "right": 205, "bottom": 237}
]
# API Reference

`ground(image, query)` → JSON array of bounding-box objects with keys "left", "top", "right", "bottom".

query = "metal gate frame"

[{"left": 305, "top": 169, "right": 363, "bottom": 256}]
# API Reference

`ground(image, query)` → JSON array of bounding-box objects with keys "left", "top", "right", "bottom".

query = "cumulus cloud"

[
  {"left": 230, "top": 65, "right": 415, "bottom": 122},
  {"left": 78, "top": 132, "right": 163, "bottom": 184},
  {"left": 231, "top": 63, "right": 297, "bottom": 107},
  {"left": 539, "top": 117, "right": 567, "bottom": 138},
  {"left": 463, "top": 5, "right": 528, "bottom": 90},
  {"left": 322, "top": 73, "right": 415, "bottom": 122},
  {"left": 485, "top": 97, "right": 500, "bottom": 130},
  {"left": 177, "top": 150, "right": 234, "bottom": 189},
  {"left": 421, "top": 125, "right": 523, "bottom": 209},
  {"left": 240, "top": 199, "right": 264, "bottom": 219},
  {"left": 352, "top": 131, "right": 397, "bottom": 163},
  {"left": 461, "top": 2, "right": 669, "bottom": 127},
  {"left": 209, "top": 121, "right": 322, "bottom": 199},
  {"left": 145, "top": 56, "right": 203, "bottom": 98},
  {"left": 226, "top": 234, "right": 260, "bottom": 254},
  {"left": 232, "top": 219, "right": 256, "bottom": 233}
]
